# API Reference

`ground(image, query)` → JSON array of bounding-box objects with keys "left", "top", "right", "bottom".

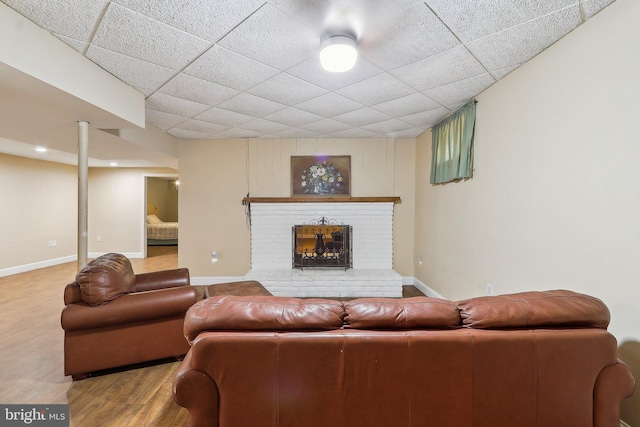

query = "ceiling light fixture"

[{"left": 319, "top": 35, "right": 357, "bottom": 73}]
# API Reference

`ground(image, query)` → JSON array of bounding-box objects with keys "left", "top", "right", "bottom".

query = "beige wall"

[
  {"left": 414, "top": 3, "right": 639, "bottom": 420},
  {"left": 88, "top": 167, "right": 177, "bottom": 257},
  {"left": 0, "top": 153, "right": 77, "bottom": 271},
  {"left": 179, "top": 139, "right": 251, "bottom": 276},
  {"left": 179, "top": 137, "right": 415, "bottom": 277}
]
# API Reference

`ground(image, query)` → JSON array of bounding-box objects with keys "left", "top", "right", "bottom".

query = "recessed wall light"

[
  {"left": 35, "top": 147, "right": 47, "bottom": 152},
  {"left": 109, "top": 162, "right": 118, "bottom": 167}
]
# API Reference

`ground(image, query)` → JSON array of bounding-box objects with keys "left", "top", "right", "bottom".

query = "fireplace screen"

[{"left": 292, "top": 217, "right": 352, "bottom": 270}]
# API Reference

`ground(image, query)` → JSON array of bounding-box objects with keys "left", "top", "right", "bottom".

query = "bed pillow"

[{"left": 146, "top": 214, "right": 162, "bottom": 224}]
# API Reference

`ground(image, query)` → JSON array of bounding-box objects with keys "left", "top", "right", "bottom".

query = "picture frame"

[{"left": 291, "top": 155, "right": 351, "bottom": 197}]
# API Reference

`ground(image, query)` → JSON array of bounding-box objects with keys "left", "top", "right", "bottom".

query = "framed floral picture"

[{"left": 291, "top": 155, "right": 351, "bottom": 196}]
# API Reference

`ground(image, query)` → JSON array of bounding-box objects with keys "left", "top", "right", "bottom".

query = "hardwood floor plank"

[{"left": 0, "top": 246, "right": 423, "bottom": 426}]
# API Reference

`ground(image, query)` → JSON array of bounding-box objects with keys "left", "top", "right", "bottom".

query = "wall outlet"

[
  {"left": 418, "top": 253, "right": 423, "bottom": 265},
  {"left": 486, "top": 283, "right": 494, "bottom": 296},
  {"left": 48, "top": 240, "right": 57, "bottom": 247},
  {"left": 96, "top": 235, "right": 102, "bottom": 242}
]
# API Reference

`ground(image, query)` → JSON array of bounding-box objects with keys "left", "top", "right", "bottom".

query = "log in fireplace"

[{"left": 292, "top": 217, "right": 352, "bottom": 270}]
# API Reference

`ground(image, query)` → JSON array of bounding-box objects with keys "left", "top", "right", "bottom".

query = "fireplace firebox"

[{"left": 292, "top": 217, "right": 352, "bottom": 270}]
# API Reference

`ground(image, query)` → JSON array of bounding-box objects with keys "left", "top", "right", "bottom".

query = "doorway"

[{"left": 144, "top": 175, "right": 179, "bottom": 258}]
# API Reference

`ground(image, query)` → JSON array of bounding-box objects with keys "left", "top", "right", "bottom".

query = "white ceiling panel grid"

[{"left": 1, "top": 0, "right": 616, "bottom": 141}]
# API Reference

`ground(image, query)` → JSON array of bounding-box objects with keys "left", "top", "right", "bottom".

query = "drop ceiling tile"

[
  {"left": 217, "top": 127, "right": 263, "bottom": 138},
  {"left": 391, "top": 45, "right": 487, "bottom": 91},
  {"left": 295, "top": 92, "right": 363, "bottom": 117},
  {"left": 113, "top": 0, "right": 263, "bottom": 42},
  {"left": 491, "top": 64, "right": 520, "bottom": 80},
  {"left": 167, "top": 128, "right": 211, "bottom": 139},
  {"left": 91, "top": 3, "right": 210, "bottom": 70},
  {"left": 362, "top": 4, "right": 459, "bottom": 69},
  {"left": 399, "top": 107, "right": 450, "bottom": 128},
  {"left": 274, "top": 127, "right": 324, "bottom": 138},
  {"left": 216, "top": 93, "right": 287, "bottom": 117},
  {"left": 336, "top": 73, "right": 416, "bottom": 105},
  {"left": 218, "top": 4, "right": 317, "bottom": 70},
  {"left": 371, "top": 92, "right": 442, "bottom": 118},
  {"left": 286, "top": 56, "right": 383, "bottom": 91},
  {"left": 388, "top": 127, "right": 425, "bottom": 138},
  {"left": 426, "top": 0, "right": 577, "bottom": 42},
  {"left": 183, "top": 45, "right": 280, "bottom": 91},
  {"left": 425, "top": 73, "right": 495, "bottom": 106},
  {"left": 332, "top": 108, "right": 393, "bottom": 127},
  {"left": 361, "top": 119, "right": 413, "bottom": 134},
  {"left": 159, "top": 73, "right": 239, "bottom": 106},
  {"left": 262, "top": 108, "right": 324, "bottom": 127},
  {"left": 2, "top": 0, "right": 109, "bottom": 41},
  {"left": 467, "top": 6, "right": 582, "bottom": 71},
  {"left": 86, "top": 45, "right": 175, "bottom": 93},
  {"left": 146, "top": 92, "right": 210, "bottom": 117},
  {"left": 247, "top": 73, "right": 328, "bottom": 105},
  {"left": 271, "top": 0, "right": 425, "bottom": 36},
  {"left": 240, "top": 118, "right": 291, "bottom": 134},
  {"left": 581, "top": 0, "right": 615, "bottom": 18},
  {"left": 330, "top": 128, "right": 380, "bottom": 138},
  {"left": 300, "top": 119, "right": 353, "bottom": 134},
  {"left": 54, "top": 34, "right": 85, "bottom": 52},
  {"left": 145, "top": 109, "right": 188, "bottom": 130},
  {"left": 194, "top": 107, "right": 255, "bottom": 127},
  {"left": 173, "top": 118, "right": 229, "bottom": 134}
]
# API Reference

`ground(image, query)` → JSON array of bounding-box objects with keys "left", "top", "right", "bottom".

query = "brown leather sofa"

[
  {"left": 61, "top": 253, "right": 199, "bottom": 380},
  {"left": 173, "top": 289, "right": 635, "bottom": 427}
]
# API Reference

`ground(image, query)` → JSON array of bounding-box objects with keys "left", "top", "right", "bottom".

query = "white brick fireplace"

[{"left": 244, "top": 198, "right": 402, "bottom": 297}]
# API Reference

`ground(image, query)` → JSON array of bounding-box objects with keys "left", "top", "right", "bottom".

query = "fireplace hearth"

[
  {"left": 292, "top": 217, "right": 352, "bottom": 270},
  {"left": 243, "top": 197, "right": 402, "bottom": 297}
]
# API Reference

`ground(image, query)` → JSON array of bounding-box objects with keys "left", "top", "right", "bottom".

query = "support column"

[{"left": 77, "top": 121, "right": 89, "bottom": 271}]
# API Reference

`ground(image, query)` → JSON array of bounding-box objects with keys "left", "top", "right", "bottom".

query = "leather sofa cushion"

[
  {"left": 343, "top": 297, "right": 461, "bottom": 329},
  {"left": 184, "top": 295, "right": 344, "bottom": 343},
  {"left": 457, "top": 289, "right": 610, "bottom": 329},
  {"left": 75, "top": 253, "right": 136, "bottom": 306}
]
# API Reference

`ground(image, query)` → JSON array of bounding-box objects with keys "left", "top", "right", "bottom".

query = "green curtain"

[{"left": 430, "top": 100, "right": 476, "bottom": 184}]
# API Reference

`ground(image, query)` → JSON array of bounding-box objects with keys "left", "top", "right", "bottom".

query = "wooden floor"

[
  {"left": 0, "top": 246, "right": 424, "bottom": 427},
  {"left": 0, "top": 247, "right": 188, "bottom": 427}
]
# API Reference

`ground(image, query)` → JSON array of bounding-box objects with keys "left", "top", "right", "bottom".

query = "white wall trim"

[
  {"left": 88, "top": 251, "right": 144, "bottom": 259},
  {"left": 620, "top": 421, "right": 631, "bottom": 427},
  {"left": 408, "top": 276, "right": 447, "bottom": 299},
  {"left": 0, "top": 255, "right": 76, "bottom": 278}
]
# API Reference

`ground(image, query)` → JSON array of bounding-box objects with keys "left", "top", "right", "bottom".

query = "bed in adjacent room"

[{"left": 146, "top": 203, "right": 178, "bottom": 246}]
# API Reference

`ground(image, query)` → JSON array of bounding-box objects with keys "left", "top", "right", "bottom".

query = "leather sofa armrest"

[
  {"left": 173, "top": 349, "right": 220, "bottom": 427},
  {"left": 62, "top": 286, "right": 198, "bottom": 332},
  {"left": 594, "top": 360, "right": 636, "bottom": 427},
  {"left": 134, "top": 268, "right": 190, "bottom": 292}
]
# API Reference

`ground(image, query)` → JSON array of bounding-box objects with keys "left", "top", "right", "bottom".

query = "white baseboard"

[
  {"left": 406, "top": 276, "right": 447, "bottom": 299},
  {"left": 620, "top": 421, "right": 631, "bottom": 427},
  {"left": 0, "top": 255, "right": 77, "bottom": 278}
]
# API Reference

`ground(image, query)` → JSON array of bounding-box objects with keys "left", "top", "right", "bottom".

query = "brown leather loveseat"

[
  {"left": 173, "top": 289, "right": 635, "bottom": 427},
  {"left": 61, "top": 253, "right": 199, "bottom": 379}
]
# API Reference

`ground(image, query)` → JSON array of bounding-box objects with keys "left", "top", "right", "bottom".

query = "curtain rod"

[{"left": 432, "top": 99, "right": 477, "bottom": 129}]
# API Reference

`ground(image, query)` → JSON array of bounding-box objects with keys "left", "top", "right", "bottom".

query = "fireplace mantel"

[{"left": 243, "top": 196, "right": 401, "bottom": 204}]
